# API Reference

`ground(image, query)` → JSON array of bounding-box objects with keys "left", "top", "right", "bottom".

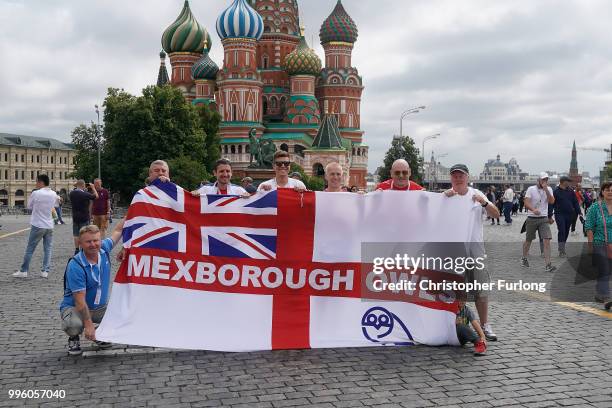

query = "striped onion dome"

[
  {"left": 191, "top": 52, "right": 219, "bottom": 80},
  {"left": 216, "top": 0, "right": 264, "bottom": 41},
  {"left": 284, "top": 36, "right": 322, "bottom": 76},
  {"left": 320, "top": 0, "right": 358, "bottom": 44},
  {"left": 162, "top": 1, "right": 211, "bottom": 54}
]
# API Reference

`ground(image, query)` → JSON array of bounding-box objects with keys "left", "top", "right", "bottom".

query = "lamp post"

[
  {"left": 398, "top": 105, "right": 426, "bottom": 138},
  {"left": 95, "top": 104, "right": 101, "bottom": 179},
  {"left": 421, "top": 133, "right": 440, "bottom": 179},
  {"left": 431, "top": 152, "right": 448, "bottom": 190}
]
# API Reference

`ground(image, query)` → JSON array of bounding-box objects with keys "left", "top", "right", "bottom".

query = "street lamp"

[
  {"left": 398, "top": 105, "right": 426, "bottom": 138},
  {"left": 431, "top": 152, "right": 448, "bottom": 190},
  {"left": 95, "top": 104, "right": 101, "bottom": 179},
  {"left": 421, "top": 133, "right": 440, "bottom": 182}
]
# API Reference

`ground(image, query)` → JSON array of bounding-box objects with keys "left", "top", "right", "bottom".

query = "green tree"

[
  {"left": 70, "top": 122, "right": 102, "bottom": 181},
  {"left": 378, "top": 136, "right": 422, "bottom": 183},
  {"left": 167, "top": 156, "right": 211, "bottom": 191},
  {"left": 290, "top": 163, "right": 325, "bottom": 191},
  {"left": 102, "top": 85, "right": 207, "bottom": 200},
  {"left": 195, "top": 103, "right": 222, "bottom": 173}
]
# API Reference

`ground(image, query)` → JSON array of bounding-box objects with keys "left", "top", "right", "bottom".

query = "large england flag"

[{"left": 97, "top": 180, "right": 483, "bottom": 351}]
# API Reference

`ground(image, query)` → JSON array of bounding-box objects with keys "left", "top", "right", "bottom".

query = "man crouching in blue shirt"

[{"left": 59, "top": 220, "right": 125, "bottom": 356}]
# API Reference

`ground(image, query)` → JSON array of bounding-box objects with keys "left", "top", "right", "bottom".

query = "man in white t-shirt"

[
  {"left": 193, "top": 159, "right": 247, "bottom": 196},
  {"left": 259, "top": 151, "right": 306, "bottom": 192},
  {"left": 444, "top": 164, "right": 501, "bottom": 342},
  {"left": 521, "top": 172, "right": 556, "bottom": 272},
  {"left": 502, "top": 184, "right": 514, "bottom": 225},
  {"left": 13, "top": 174, "right": 59, "bottom": 278}
]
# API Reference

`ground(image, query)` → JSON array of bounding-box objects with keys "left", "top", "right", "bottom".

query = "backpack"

[{"left": 62, "top": 250, "right": 111, "bottom": 298}]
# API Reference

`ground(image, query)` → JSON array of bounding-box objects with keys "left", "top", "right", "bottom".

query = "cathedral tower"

[
  {"left": 317, "top": 0, "right": 363, "bottom": 140},
  {"left": 250, "top": 0, "right": 301, "bottom": 121},
  {"left": 161, "top": 0, "right": 211, "bottom": 102},
  {"left": 216, "top": 0, "right": 265, "bottom": 139}
]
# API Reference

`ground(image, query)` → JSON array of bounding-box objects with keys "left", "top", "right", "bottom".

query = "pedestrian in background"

[
  {"left": 553, "top": 176, "right": 582, "bottom": 257},
  {"left": 91, "top": 178, "right": 111, "bottom": 238},
  {"left": 584, "top": 182, "right": 612, "bottom": 311},
  {"left": 69, "top": 180, "right": 98, "bottom": 255},
  {"left": 13, "top": 175, "right": 58, "bottom": 278}
]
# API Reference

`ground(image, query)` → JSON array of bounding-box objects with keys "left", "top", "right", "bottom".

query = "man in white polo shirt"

[
  {"left": 259, "top": 151, "right": 306, "bottom": 192},
  {"left": 193, "top": 159, "right": 248, "bottom": 196},
  {"left": 13, "top": 174, "right": 59, "bottom": 278},
  {"left": 521, "top": 172, "right": 556, "bottom": 272}
]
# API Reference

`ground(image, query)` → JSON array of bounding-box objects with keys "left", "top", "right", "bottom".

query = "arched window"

[
  {"left": 263, "top": 98, "right": 268, "bottom": 115},
  {"left": 313, "top": 163, "right": 325, "bottom": 177},
  {"left": 224, "top": 145, "right": 229, "bottom": 154},
  {"left": 262, "top": 55, "right": 269, "bottom": 69},
  {"left": 238, "top": 145, "right": 242, "bottom": 154},
  {"left": 15, "top": 189, "right": 25, "bottom": 197},
  {"left": 280, "top": 143, "right": 289, "bottom": 152},
  {"left": 231, "top": 145, "right": 236, "bottom": 154}
]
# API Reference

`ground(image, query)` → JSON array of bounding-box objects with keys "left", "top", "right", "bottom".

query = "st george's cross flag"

[{"left": 96, "top": 180, "right": 484, "bottom": 351}]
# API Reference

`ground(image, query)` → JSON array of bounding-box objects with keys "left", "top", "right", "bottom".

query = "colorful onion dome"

[
  {"left": 216, "top": 0, "right": 264, "bottom": 41},
  {"left": 284, "top": 36, "right": 322, "bottom": 76},
  {"left": 162, "top": 1, "right": 211, "bottom": 54},
  {"left": 191, "top": 52, "right": 219, "bottom": 80},
  {"left": 319, "top": 0, "right": 358, "bottom": 44}
]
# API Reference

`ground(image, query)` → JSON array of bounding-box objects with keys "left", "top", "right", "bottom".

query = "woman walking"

[{"left": 584, "top": 181, "right": 612, "bottom": 311}]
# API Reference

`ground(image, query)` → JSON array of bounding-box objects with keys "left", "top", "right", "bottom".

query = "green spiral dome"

[
  {"left": 284, "top": 36, "right": 322, "bottom": 76},
  {"left": 162, "top": 1, "right": 211, "bottom": 54}
]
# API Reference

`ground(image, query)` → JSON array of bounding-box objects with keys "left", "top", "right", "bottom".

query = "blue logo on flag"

[{"left": 361, "top": 307, "right": 414, "bottom": 346}]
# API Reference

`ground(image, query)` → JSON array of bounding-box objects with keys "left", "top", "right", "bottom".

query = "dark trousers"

[
  {"left": 503, "top": 202, "right": 513, "bottom": 224},
  {"left": 555, "top": 214, "right": 572, "bottom": 252},
  {"left": 457, "top": 324, "right": 479, "bottom": 345},
  {"left": 571, "top": 213, "right": 578, "bottom": 232}
]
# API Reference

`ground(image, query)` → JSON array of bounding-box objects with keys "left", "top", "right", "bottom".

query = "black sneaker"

[
  {"left": 95, "top": 340, "right": 112, "bottom": 350},
  {"left": 521, "top": 258, "right": 529, "bottom": 268},
  {"left": 559, "top": 251, "right": 566, "bottom": 258},
  {"left": 545, "top": 264, "right": 557, "bottom": 273},
  {"left": 68, "top": 336, "right": 82, "bottom": 356}
]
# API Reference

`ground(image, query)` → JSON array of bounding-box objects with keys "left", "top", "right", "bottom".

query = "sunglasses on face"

[
  {"left": 275, "top": 161, "right": 291, "bottom": 168},
  {"left": 393, "top": 171, "right": 410, "bottom": 176}
]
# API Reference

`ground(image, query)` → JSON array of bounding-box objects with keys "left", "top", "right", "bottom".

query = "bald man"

[
  {"left": 324, "top": 162, "right": 344, "bottom": 192},
  {"left": 376, "top": 159, "right": 424, "bottom": 191}
]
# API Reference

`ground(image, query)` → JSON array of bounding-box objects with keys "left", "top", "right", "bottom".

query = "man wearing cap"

[
  {"left": 521, "top": 172, "right": 556, "bottom": 272},
  {"left": 553, "top": 176, "right": 582, "bottom": 257},
  {"left": 444, "top": 164, "right": 500, "bottom": 341},
  {"left": 376, "top": 159, "right": 424, "bottom": 191}
]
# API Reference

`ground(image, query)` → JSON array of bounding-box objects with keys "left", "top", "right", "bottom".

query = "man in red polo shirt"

[{"left": 376, "top": 159, "right": 424, "bottom": 191}]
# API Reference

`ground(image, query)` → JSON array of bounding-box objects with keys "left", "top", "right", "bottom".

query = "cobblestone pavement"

[{"left": 1, "top": 213, "right": 610, "bottom": 408}]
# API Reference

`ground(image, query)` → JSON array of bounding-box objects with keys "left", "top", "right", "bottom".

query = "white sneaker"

[
  {"left": 40, "top": 272, "right": 48, "bottom": 278},
  {"left": 12, "top": 271, "right": 27, "bottom": 278},
  {"left": 482, "top": 323, "right": 498, "bottom": 341}
]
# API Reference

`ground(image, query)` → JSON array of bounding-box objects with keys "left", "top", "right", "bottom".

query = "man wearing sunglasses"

[
  {"left": 259, "top": 151, "right": 307, "bottom": 192},
  {"left": 376, "top": 159, "right": 424, "bottom": 191}
]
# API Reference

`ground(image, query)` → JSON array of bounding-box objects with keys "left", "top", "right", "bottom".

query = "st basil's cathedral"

[{"left": 157, "top": 0, "right": 368, "bottom": 187}]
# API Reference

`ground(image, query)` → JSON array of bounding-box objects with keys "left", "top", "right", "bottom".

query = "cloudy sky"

[{"left": 1, "top": 0, "right": 611, "bottom": 176}]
